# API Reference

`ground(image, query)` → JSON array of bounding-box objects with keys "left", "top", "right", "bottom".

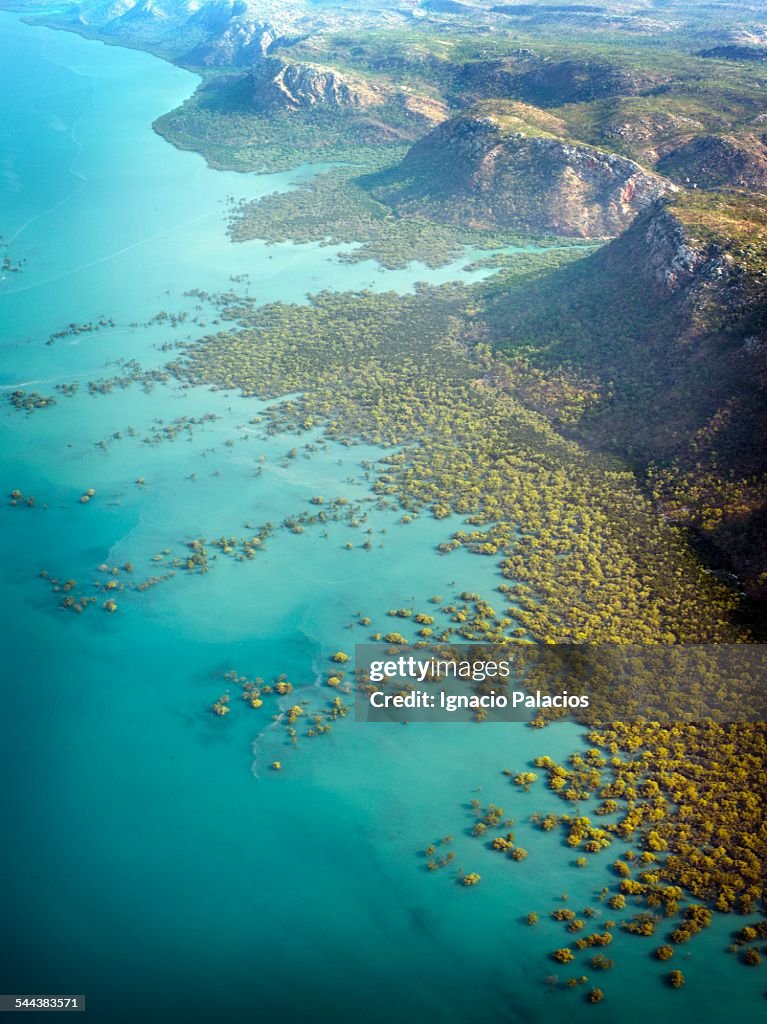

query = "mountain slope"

[
  {"left": 482, "top": 189, "right": 767, "bottom": 597},
  {"left": 367, "top": 108, "right": 676, "bottom": 237},
  {"left": 656, "top": 134, "right": 767, "bottom": 190}
]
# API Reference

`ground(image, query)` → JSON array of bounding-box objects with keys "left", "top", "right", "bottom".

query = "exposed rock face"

[
  {"left": 250, "top": 57, "right": 384, "bottom": 110},
  {"left": 699, "top": 28, "right": 767, "bottom": 61},
  {"left": 613, "top": 198, "right": 767, "bottom": 408},
  {"left": 184, "top": 20, "right": 280, "bottom": 65},
  {"left": 627, "top": 203, "right": 710, "bottom": 294},
  {"left": 456, "top": 56, "right": 669, "bottom": 108},
  {"left": 602, "top": 199, "right": 762, "bottom": 345},
  {"left": 186, "top": 0, "right": 249, "bottom": 33},
  {"left": 597, "top": 198, "right": 767, "bottom": 595},
  {"left": 100, "top": 0, "right": 169, "bottom": 27},
  {"left": 656, "top": 134, "right": 767, "bottom": 190},
  {"left": 370, "top": 115, "right": 676, "bottom": 237},
  {"left": 728, "top": 28, "right": 767, "bottom": 46}
]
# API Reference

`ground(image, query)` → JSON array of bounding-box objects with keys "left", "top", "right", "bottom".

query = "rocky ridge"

[
  {"left": 184, "top": 19, "right": 284, "bottom": 66},
  {"left": 369, "top": 112, "right": 677, "bottom": 237},
  {"left": 250, "top": 57, "right": 384, "bottom": 111}
]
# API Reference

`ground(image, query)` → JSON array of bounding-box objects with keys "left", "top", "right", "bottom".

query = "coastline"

[{"left": 0, "top": 8, "right": 764, "bottom": 1023}]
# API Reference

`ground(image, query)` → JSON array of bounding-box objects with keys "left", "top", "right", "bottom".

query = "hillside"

[
  {"left": 366, "top": 106, "right": 676, "bottom": 237},
  {"left": 455, "top": 54, "right": 670, "bottom": 107},
  {"left": 249, "top": 56, "right": 386, "bottom": 112},
  {"left": 656, "top": 134, "right": 767, "bottom": 190},
  {"left": 480, "top": 189, "right": 767, "bottom": 599}
]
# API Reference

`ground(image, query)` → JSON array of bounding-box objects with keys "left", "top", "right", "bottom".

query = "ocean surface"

[{"left": 0, "top": 12, "right": 761, "bottom": 1022}]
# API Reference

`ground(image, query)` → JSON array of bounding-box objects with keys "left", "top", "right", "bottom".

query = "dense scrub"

[
  {"left": 168, "top": 283, "right": 743, "bottom": 644},
  {"left": 153, "top": 72, "right": 429, "bottom": 173},
  {"left": 227, "top": 164, "right": 585, "bottom": 268},
  {"left": 424, "top": 718, "right": 766, "bottom": 996}
]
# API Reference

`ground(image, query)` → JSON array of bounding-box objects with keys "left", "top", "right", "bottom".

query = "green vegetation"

[
  {"left": 8, "top": 389, "right": 56, "bottom": 413},
  {"left": 168, "top": 281, "right": 744, "bottom": 643},
  {"left": 477, "top": 191, "right": 767, "bottom": 599},
  {"left": 227, "top": 165, "right": 574, "bottom": 269},
  {"left": 154, "top": 73, "right": 422, "bottom": 174},
  {"left": 177, "top": 273, "right": 764, "bottom": 973},
  {"left": 532, "top": 726, "right": 766, "bottom": 912},
  {"left": 423, "top": 720, "right": 765, "bottom": 998},
  {"left": 154, "top": 19, "right": 767, "bottom": 202},
  {"left": 669, "top": 188, "right": 767, "bottom": 257},
  {"left": 211, "top": 667, "right": 350, "bottom": 744},
  {"left": 0, "top": 235, "right": 25, "bottom": 274}
]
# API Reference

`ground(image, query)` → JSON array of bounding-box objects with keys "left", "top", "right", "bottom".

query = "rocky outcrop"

[
  {"left": 600, "top": 197, "right": 767, "bottom": 346},
  {"left": 599, "top": 199, "right": 744, "bottom": 328},
  {"left": 98, "top": 0, "right": 169, "bottom": 29},
  {"left": 369, "top": 114, "right": 676, "bottom": 238},
  {"left": 184, "top": 20, "right": 282, "bottom": 66},
  {"left": 656, "top": 134, "right": 767, "bottom": 190},
  {"left": 699, "top": 29, "right": 767, "bottom": 61},
  {"left": 246, "top": 56, "right": 447, "bottom": 126},
  {"left": 399, "top": 92, "right": 449, "bottom": 126},
  {"left": 487, "top": 192, "right": 767, "bottom": 596},
  {"left": 250, "top": 57, "right": 384, "bottom": 111},
  {"left": 624, "top": 203, "right": 711, "bottom": 294},
  {"left": 600, "top": 198, "right": 767, "bottom": 595}
]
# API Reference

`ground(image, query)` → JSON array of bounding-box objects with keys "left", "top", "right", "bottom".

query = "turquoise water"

[{"left": 0, "top": 12, "right": 762, "bottom": 1023}]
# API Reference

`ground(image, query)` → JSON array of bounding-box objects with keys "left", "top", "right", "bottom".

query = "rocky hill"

[
  {"left": 656, "top": 134, "right": 767, "bottom": 190},
  {"left": 250, "top": 57, "right": 384, "bottom": 111},
  {"left": 367, "top": 109, "right": 676, "bottom": 237},
  {"left": 29, "top": 0, "right": 413, "bottom": 62},
  {"left": 483, "top": 189, "right": 767, "bottom": 598},
  {"left": 183, "top": 19, "right": 284, "bottom": 66},
  {"left": 597, "top": 110, "right": 705, "bottom": 166},
  {"left": 699, "top": 28, "right": 767, "bottom": 62},
  {"left": 456, "top": 55, "right": 669, "bottom": 107}
]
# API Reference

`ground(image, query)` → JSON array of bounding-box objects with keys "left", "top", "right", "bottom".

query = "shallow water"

[{"left": 0, "top": 12, "right": 762, "bottom": 1023}]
